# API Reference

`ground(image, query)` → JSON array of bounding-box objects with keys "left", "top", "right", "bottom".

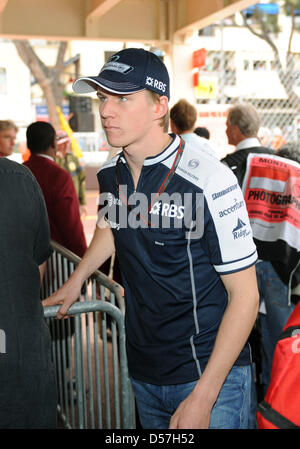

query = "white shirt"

[
  {"left": 181, "top": 133, "right": 220, "bottom": 159},
  {"left": 236, "top": 137, "right": 261, "bottom": 151}
]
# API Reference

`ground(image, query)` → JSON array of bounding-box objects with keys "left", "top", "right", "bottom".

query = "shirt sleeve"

[{"left": 203, "top": 164, "right": 257, "bottom": 275}]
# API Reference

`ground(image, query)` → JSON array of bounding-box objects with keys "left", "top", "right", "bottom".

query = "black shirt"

[{"left": 0, "top": 158, "right": 57, "bottom": 428}]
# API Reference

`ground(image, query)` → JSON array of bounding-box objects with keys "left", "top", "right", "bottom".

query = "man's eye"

[
  {"left": 98, "top": 95, "right": 107, "bottom": 102},
  {"left": 120, "top": 96, "right": 127, "bottom": 102}
]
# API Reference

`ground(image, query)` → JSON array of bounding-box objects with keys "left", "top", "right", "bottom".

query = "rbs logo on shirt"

[{"left": 150, "top": 201, "right": 185, "bottom": 219}]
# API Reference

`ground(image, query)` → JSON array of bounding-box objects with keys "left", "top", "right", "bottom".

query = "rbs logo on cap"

[{"left": 145, "top": 76, "right": 167, "bottom": 94}]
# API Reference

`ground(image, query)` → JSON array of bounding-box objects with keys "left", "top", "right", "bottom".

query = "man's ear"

[
  {"left": 234, "top": 125, "right": 246, "bottom": 143},
  {"left": 154, "top": 95, "right": 169, "bottom": 119}
]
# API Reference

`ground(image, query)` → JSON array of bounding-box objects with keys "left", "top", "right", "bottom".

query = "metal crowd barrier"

[{"left": 41, "top": 241, "right": 136, "bottom": 429}]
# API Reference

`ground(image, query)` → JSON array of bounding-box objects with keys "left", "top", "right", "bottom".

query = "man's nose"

[{"left": 100, "top": 98, "right": 116, "bottom": 118}]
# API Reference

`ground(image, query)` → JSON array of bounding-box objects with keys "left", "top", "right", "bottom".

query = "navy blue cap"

[{"left": 73, "top": 48, "right": 170, "bottom": 100}]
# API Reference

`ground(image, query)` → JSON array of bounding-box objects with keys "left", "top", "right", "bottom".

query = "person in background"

[
  {"left": 222, "top": 104, "right": 298, "bottom": 426},
  {"left": 170, "top": 99, "right": 219, "bottom": 159},
  {"left": 0, "top": 120, "right": 18, "bottom": 158},
  {"left": 276, "top": 142, "right": 300, "bottom": 307},
  {"left": 222, "top": 103, "right": 274, "bottom": 186},
  {"left": 23, "top": 121, "right": 87, "bottom": 258},
  {"left": 0, "top": 157, "right": 57, "bottom": 428},
  {"left": 56, "top": 130, "right": 88, "bottom": 218},
  {"left": 271, "top": 127, "right": 286, "bottom": 151},
  {"left": 194, "top": 126, "right": 210, "bottom": 140},
  {"left": 277, "top": 141, "right": 300, "bottom": 164}
]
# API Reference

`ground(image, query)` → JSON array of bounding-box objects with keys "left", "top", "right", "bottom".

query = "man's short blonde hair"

[
  {"left": 0, "top": 120, "right": 18, "bottom": 133},
  {"left": 146, "top": 90, "right": 169, "bottom": 133}
]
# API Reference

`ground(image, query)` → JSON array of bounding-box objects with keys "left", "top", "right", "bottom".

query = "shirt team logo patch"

[{"left": 232, "top": 218, "right": 250, "bottom": 240}]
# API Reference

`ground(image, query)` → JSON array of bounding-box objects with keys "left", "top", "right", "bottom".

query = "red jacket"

[{"left": 24, "top": 154, "right": 87, "bottom": 258}]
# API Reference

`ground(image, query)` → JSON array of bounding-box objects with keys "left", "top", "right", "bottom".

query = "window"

[{"left": 253, "top": 60, "right": 267, "bottom": 71}]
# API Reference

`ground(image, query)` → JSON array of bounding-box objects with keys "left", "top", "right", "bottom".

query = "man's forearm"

[
  {"left": 69, "top": 224, "right": 115, "bottom": 286},
  {"left": 42, "top": 223, "right": 116, "bottom": 317}
]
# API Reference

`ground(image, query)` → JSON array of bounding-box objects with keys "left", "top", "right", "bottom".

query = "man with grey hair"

[
  {"left": 222, "top": 104, "right": 298, "bottom": 427},
  {"left": 222, "top": 103, "right": 273, "bottom": 185},
  {"left": 0, "top": 120, "right": 18, "bottom": 158}
]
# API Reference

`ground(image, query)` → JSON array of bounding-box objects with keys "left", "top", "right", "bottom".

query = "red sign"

[
  {"left": 242, "top": 154, "right": 300, "bottom": 250},
  {"left": 192, "top": 48, "right": 206, "bottom": 69}
]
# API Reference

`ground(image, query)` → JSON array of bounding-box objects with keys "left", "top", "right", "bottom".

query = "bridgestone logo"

[{"left": 212, "top": 183, "right": 238, "bottom": 200}]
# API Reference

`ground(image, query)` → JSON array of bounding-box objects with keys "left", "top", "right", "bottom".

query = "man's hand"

[
  {"left": 169, "top": 385, "right": 214, "bottom": 429},
  {"left": 42, "top": 278, "right": 82, "bottom": 319},
  {"left": 42, "top": 222, "right": 116, "bottom": 319}
]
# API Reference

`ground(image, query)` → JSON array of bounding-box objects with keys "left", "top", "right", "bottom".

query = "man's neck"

[{"left": 123, "top": 133, "right": 172, "bottom": 188}]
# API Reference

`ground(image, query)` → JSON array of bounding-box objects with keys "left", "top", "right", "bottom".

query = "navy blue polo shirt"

[{"left": 97, "top": 134, "right": 257, "bottom": 385}]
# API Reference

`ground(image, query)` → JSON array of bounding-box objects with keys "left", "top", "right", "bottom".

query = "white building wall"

[{"left": 0, "top": 40, "right": 32, "bottom": 125}]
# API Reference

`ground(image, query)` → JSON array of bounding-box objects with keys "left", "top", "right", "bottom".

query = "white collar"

[
  {"left": 36, "top": 153, "right": 54, "bottom": 161},
  {"left": 119, "top": 134, "right": 181, "bottom": 167},
  {"left": 236, "top": 138, "right": 261, "bottom": 151}
]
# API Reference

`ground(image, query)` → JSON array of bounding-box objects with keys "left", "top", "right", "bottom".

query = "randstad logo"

[
  {"left": 150, "top": 201, "right": 185, "bottom": 219},
  {"left": 145, "top": 76, "right": 167, "bottom": 93},
  {"left": 232, "top": 218, "right": 250, "bottom": 240}
]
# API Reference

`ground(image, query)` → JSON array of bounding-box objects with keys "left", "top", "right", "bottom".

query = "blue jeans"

[
  {"left": 255, "top": 261, "right": 294, "bottom": 392},
  {"left": 131, "top": 365, "right": 252, "bottom": 429}
]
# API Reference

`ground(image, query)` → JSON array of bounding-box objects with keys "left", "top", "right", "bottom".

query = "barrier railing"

[{"left": 41, "top": 241, "right": 135, "bottom": 429}]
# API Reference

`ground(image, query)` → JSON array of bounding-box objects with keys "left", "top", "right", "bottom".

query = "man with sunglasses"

[{"left": 43, "top": 48, "right": 259, "bottom": 429}]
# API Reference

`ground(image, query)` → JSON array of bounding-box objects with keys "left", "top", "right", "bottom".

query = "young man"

[
  {"left": 0, "top": 120, "right": 18, "bottom": 157},
  {"left": 43, "top": 48, "right": 259, "bottom": 429}
]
